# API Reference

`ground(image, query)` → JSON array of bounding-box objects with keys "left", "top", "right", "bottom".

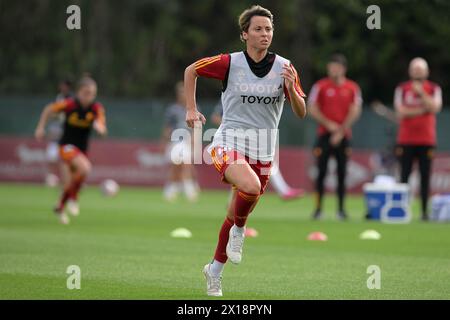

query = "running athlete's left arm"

[
  {"left": 282, "top": 64, "right": 307, "bottom": 118},
  {"left": 413, "top": 82, "right": 443, "bottom": 114},
  {"left": 93, "top": 104, "right": 107, "bottom": 136},
  {"left": 35, "top": 100, "right": 67, "bottom": 141}
]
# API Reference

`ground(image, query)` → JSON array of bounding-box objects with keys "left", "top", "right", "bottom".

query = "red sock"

[
  {"left": 213, "top": 217, "right": 234, "bottom": 263},
  {"left": 58, "top": 174, "right": 85, "bottom": 209},
  {"left": 234, "top": 190, "right": 260, "bottom": 227},
  {"left": 69, "top": 174, "right": 85, "bottom": 200},
  {"left": 57, "top": 189, "right": 71, "bottom": 211}
]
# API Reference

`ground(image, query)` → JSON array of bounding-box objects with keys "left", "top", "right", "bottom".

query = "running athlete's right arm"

[
  {"left": 184, "top": 64, "right": 206, "bottom": 129},
  {"left": 184, "top": 54, "right": 230, "bottom": 128},
  {"left": 307, "top": 84, "right": 340, "bottom": 133},
  {"left": 35, "top": 100, "right": 67, "bottom": 141}
]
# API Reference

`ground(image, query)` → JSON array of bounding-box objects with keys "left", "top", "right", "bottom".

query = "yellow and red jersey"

[
  {"left": 50, "top": 98, "right": 106, "bottom": 152},
  {"left": 194, "top": 52, "right": 305, "bottom": 100}
]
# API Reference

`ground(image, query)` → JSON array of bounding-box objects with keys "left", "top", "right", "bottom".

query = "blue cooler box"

[{"left": 363, "top": 183, "right": 411, "bottom": 223}]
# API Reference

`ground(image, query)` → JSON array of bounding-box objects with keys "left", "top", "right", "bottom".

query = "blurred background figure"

[
  {"left": 35, "top": 75, "right": 107, "bottom": 224},
  {"left": 161, "top": 81, "right": 200, "bottom": 202},
  {"left": 211, "top": 100, "right": 304, "bottom": 200},
  {"left": 394, "top": 57, "right": 443, "bottom": 221},
  {"left": 308, "top": 54, "right": 362, "bottom": 220},
  {"left": 56, "top": 79, "right": 74, "bottom": 101},
  {"left": 44, "top": 79, "right": 74, "bottom": 187}
]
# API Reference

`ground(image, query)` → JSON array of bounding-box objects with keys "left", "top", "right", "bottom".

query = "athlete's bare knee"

[
  {"left": 78, "top": 160, "right": 91, "bottom": 176},
  {"left": 239, "top": 179, "right": 261, "bottom": 195},
  {"left": 63, "top": 180, "right": 71, "bottom": 190}
]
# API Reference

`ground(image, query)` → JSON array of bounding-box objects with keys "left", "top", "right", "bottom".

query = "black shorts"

[{"left": 395, "top": 145, "right": 435, "bottom": 162}]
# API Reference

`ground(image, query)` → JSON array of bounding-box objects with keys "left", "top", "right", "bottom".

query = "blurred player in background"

[
  {"left": 184, "top": 5, "right": 306, "bottom": 296},
  {"left": 161, "top": 81, "right": 200, "bottom": 202},
  {"left": 211, "top": 100, "right": 304, "bottom": 200},
  {"left": 44, "top": 79, "right": 73, "bottom": 187},
  {"left": 35, "top": 75, "right": 107, "bottom": 224},
  {"left": 308, "top": 54, "right": 362, "bottom": 220},
  {"left": 56, "top": 79, "right": 74, "bottom": 101},
  {"left": 394, "top": 57, "right": 442, "bottom": 221}
]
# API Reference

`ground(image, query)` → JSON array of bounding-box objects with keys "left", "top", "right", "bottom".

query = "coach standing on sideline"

[
  {"left": 394, "top": 57, "right": 442, "bottom": 221},
  {"left": 308, "top": 54, "right": 362, "bottom": 220}
]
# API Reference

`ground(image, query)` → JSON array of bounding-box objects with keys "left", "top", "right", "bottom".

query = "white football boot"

[
  {"left": 67, "top": 200, "right": 80, "bottom": 216},
  {"left": 58, "top": 212, "right": 70, "bottom": 225},
  {"left": 226, "top": 225, "right": 245, "bottom": 264},
  {"left": 202, "top": 264, "right": 223, "bottom": 297},
  {"left": 163, "top": 183, "right": 179, "bottom": 202},
  {"left": 54, "top": 207, "right": 70, "bottom": 225}
]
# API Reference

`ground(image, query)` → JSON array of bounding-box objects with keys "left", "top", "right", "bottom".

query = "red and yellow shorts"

[
  {"left": 59, "top": 144, "right": 85, "bottom": 163},
  {"left": 210, "top": 146, "right": 272, "bottom": 194}
]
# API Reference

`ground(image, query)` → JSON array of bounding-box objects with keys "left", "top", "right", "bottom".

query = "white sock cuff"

[
  {"left": 233, "top": 225, "right": 245, "bottom": 235},
  {"left": 210, "top": 259, "right": 225, "bottom": 276}
]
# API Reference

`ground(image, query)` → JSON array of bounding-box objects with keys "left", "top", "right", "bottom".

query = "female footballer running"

[
  {"left": 35, "top": 76, "right": 107, "bottom": 224},
  {"left": 184, "top": 5, "right": 307, "bottom": 296}
]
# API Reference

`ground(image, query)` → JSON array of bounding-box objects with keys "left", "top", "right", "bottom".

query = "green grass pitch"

[{"left": 1, "top": 183, "right": 449, "bottom": 299}]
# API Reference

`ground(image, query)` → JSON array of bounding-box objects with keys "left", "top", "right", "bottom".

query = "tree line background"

[{"left": 1, "top": 0, "right": 449, "bottom": 105}]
